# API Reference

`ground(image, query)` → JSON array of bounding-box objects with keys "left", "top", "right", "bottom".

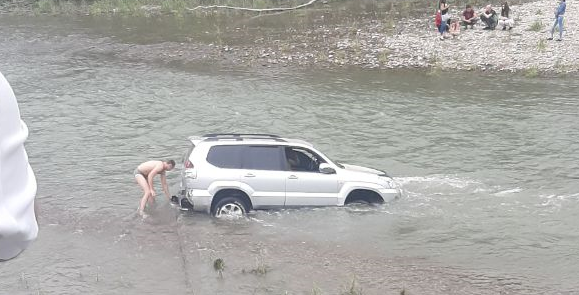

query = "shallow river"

[{"left": 1, "top": 14, "right": 578, "bottom": 295}]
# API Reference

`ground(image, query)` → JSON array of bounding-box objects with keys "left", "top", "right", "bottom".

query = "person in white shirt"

[{"left": 0, "top": 71, "right": 38, "bottom": 261}]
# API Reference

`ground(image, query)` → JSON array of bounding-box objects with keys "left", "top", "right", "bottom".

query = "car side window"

[
  {"left": 206, "top": 145, "right": 243, "bottom": 169},
  {"left": 285, "top": 147, "right": 326, "bottom": 172},
  {"left": 242, "top": 146, "right": 284, "bottom": 171}
]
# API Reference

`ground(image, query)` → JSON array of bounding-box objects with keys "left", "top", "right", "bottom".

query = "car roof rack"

[
  {"left": 202, "top": 133, "right": 286, "bottom": 142},
  {"left": 203, "top": 133, "right": 281, "bottom": 138}
]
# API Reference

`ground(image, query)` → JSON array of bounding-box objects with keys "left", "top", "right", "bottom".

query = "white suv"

[{"left": 175, "top": 134, "right": 399, "bottom": 218}]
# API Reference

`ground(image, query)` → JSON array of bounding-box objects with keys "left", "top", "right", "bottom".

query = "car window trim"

[
  {"left": 284, "top": 146, "right": 327, "bottom": 173},
  {"left": 206, "top": 144, "right": 244, "bottom": 169},
  {"left": 242, "top": 145, "right": 285, "bottom": 171}
]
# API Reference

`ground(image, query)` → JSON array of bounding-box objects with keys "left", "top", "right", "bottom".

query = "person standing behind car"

[
  {"left": 0, "top": 71, "right": 38, "bottom": 261},
  {"left": 134, "top": 159, "right": 175, "bottom": 217}
]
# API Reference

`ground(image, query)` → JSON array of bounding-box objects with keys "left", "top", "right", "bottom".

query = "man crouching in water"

[{"left": 134, "top": 160, "right": 175, "bottom": 217}]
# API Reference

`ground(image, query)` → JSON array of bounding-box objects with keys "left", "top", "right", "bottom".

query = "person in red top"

[{"left": 461, "top": 4, "right": 478, "bottom": 29}]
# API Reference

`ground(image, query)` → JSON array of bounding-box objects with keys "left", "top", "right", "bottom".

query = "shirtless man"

[{"left": 134, "top": 159, "right": 175, "bottom": 216}]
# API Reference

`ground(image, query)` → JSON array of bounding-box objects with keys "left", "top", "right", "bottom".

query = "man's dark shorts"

[{"left": 134, "top": 168, "right": 146, "bottom": 178}]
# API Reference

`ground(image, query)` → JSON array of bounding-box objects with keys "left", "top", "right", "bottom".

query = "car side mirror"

[{"left": 319, "top": 163, "right": 336, "bottom": 174}]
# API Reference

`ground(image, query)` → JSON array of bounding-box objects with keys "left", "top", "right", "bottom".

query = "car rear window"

[
  {"left": 206, "top": 145, "right": 243, "bottom": 169},
  {"left": 242, "top": 146, "right": 284, "bottom": 171}
]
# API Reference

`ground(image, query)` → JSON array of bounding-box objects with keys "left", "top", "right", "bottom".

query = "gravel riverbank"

[
  {"left": 222, "top": 0, "right": 577, "bottom": 75},
  {"left": 2, "top": 0, "right": 576, "bottom": 75}
]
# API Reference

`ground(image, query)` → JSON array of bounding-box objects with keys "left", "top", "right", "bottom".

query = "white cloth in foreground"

[{"left": 0, "top": 71, "right": 38, "bottom": 261}]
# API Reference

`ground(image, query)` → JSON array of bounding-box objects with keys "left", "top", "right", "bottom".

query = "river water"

[{"left": 1, "top": 14, "right": 579, "bottom": 295}]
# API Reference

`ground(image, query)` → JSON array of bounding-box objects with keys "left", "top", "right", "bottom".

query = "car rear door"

[
  {"left": 204, "top": 145, "right": 245, "bottom": 190},
  {"left": 240, "top": 145, "right": 286, "bottom": 209}
]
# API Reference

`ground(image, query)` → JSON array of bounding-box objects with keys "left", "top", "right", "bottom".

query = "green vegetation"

[
  {"left": 242, "top": 256, "right": 270, "bottom": 276},
  {"left": 427, "top": 54, "right": 442, "bottom": 76},
  {"left": 528, "top": 20, "right": 544, "bottom": 32},
  {"left": 213, "top": 258, "right": 225, "bottom": 278},
  {"left": 341, "top": 277, "right": 363, "bottom": 295},
  {"left": 311, "top": 285, "right": 323, "bottom": 295},
  {"left": 35, "top": 0, "right": 82, "bottom": 14},
  {"left": 524, "top": 66, "right": 539, "bottom": 78},
  {"left": 537, "top": 38, "right": 547, "bottom": 52},
  {"left": 378, "top": 49, "right": 389, "bottom": 64}
]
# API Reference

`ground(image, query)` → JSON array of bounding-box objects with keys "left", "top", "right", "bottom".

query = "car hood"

[{"left": 340, "top": 163, "right": 388, "bottom": 177}]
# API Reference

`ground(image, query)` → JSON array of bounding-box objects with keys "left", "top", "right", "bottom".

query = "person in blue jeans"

[{"left": 548, "top": 0, "right": 566, "bottom": 41}]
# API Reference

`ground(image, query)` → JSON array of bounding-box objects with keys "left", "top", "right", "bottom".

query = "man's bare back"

[{"left": 136, "top": 160, "right": 165, "bottom": 177}]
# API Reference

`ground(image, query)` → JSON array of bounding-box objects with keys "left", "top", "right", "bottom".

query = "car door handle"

[
  {"left": 244, "top": 173, "right": 255, "bottom": 178},
  {"left": 288, "top": 175, "right": 298, "bottom": 179}
]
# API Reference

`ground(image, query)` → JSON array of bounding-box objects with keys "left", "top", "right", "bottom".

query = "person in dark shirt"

[
  {"left": 461, "top": 4, "right": 478, "bottom": 29},
  {"left": 480, "top": 4, "right": 498, "bottom": 30}
]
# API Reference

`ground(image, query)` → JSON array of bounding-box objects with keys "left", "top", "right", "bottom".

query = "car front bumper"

[{"left": 378, "top": 187, "right": 400, "bottom": 202}]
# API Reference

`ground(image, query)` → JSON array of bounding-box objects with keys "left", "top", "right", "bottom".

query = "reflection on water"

[{"left": 0, "top": 14, "right": 578, "bottom": 295}]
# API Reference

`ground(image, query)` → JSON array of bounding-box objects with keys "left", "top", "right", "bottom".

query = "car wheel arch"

[
  {"left": 344, "top": 189, "right": 384, "bottom": 205},
  {"left": 210, "top": 189, "right": 253, "bottom": 214}
]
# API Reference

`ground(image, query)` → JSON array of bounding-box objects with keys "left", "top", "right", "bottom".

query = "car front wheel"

[{"left": 212, "top": 197, "right": 248, "bottom": 218}]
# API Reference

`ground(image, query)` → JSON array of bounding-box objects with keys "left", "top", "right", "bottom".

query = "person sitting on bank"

[
  {"left": 498, "top": 1, "right": 515, "bottom": 30},
  {"left": 480, "top": 4, "right": 499, "bottom": 30},
  {"left": 449, "top": 18, "right": 461, "bottom": 38},
  {"left": 134, "top": 159, "right": 175, "bottom": 217},
  {"left": 461, "top": 4, "right": 478, "bottom": 29}
]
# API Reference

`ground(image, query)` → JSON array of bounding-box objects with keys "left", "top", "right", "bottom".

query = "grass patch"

[
  {"left": 426, "top": 53, "right": 442, "bottom": 76},
  {"left": 341, "top": 277, "right": 363, "bottom": 295},
  {"left": 34, "top": 0, "right": 89, "bottom": 14},
  {"left": 36, "top": 0, "right": 57, "bottom": 13},
  {"left": 242, "top": 256, "right": 270, "bottom": 276},
  {"left": 524, "top": 66, "right": 539, "bottom": 78},
  {"left": 378, "top": 49, "right": 389, "bottom": 64},
  {"left": 528, "top": 20, "right": 544, "bottom": 32},
  {"left": 554, "top": 58, "right": 570, "bottom": 73},
  {"left": 213, "top": 258, "right": 225, "bottom": 278},
  {"left": 537, "top": 39, "right": 547, "bottom": 52},
  {"left": 311, "top": 285, "right": 323, "bottom": 295}
]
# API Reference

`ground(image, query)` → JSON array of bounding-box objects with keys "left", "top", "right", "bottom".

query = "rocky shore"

[
  {"left": 220, "top": 0, "right": 577, "bottom": 75},
  {"left": 2, "top": 0, "right": 577, "bottom": 75}
]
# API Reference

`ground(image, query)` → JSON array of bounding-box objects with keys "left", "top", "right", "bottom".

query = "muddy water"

[{"left": 1, "top": 13, "right": 579, "bottom": 295}]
